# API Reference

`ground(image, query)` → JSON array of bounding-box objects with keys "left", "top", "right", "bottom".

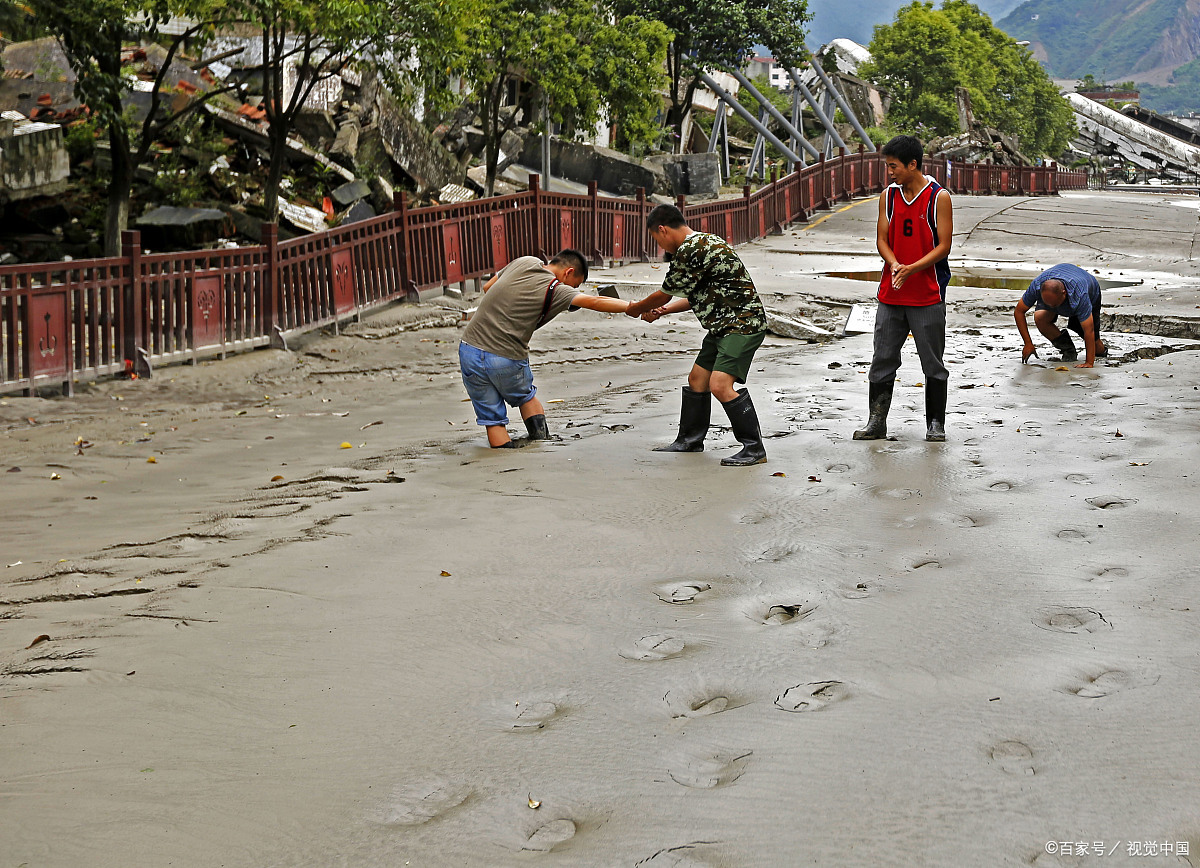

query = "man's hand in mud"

[
  {"left": 1074, "top": 360, "right": 1094, "bottom": 369},
  {"left": 1022, "top": 343, "right": 1038, "bottom": 364}
]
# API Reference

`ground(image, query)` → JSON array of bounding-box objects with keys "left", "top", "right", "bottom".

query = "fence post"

[
  {"left": 530, "top": 174, "right": 545, "bottom": 260},
  {"left": 261, "top": 222, "right": 284, "bottom": 343},
  {"left": 120, "top": 230, "right": 150, "bottom": 378},
  {"left": 588, "top": 180, "right": 602, "bottom": 266},
  {"left": 393, "top": 192, "right": 416, "bottom": 301},
  {"left": 769, "top": 167, "right": 782, "bottom": 235},
  {"left": 636, "top": 187, "right": 649, "bottom": 261}
]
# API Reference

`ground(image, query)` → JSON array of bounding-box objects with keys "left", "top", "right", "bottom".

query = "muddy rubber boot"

[
  {"left": 653, "top": 386, "right": 710, "bottom": 452},
  {"left": 925, "top": 379, "right": 947, "bottom": 442},
  {"left": 524, "top": 414, "right": 551, "bottom": 440},
  {"left": 719, "top": 390, "right": 767, "bottom": 466},
  {"left": 492, "top": 440, "right": 519, "bottom": 449},
  {"left": 853, "top": 380, "right": 893, "bottom": 441},
  {"left": 1051, "top": 331, "right": 1078, "bottom": 362}
]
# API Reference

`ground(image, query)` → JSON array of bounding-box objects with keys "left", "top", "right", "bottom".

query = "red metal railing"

[{"left": 0, "top": 148, "right": 1089, "bottom": 395}]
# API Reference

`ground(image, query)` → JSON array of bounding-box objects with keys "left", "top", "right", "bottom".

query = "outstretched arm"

[
  {"left": 1014, "top": 298, "right": 1037, "bottom": 363},
  {"left": 625, "top": 290, "right": 674, "bottom": 318},
  {"left": 642, "top": 297, "right": 691, "bottom": 323},
  {"left": 1076, "top": 316, "right": 1097, "bottom": 368},
  {"left": 571, "top": 294, "right": 631, "bottom": 314}
]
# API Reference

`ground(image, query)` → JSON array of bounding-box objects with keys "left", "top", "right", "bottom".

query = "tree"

[
  {"left": 457, "top": 0, "right": 670, "bottom": 195},
  {"left": 861, "top": 0, "right": 1075, "bottom": 156},
  {"left": 24, "top": 0, "right": 237, "bottom": 254},
  {"left": 613, "top": 0, "right": 810, "bottom": 152}
]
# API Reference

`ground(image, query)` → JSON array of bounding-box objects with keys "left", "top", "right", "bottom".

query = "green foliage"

[
  {"left": 861, "top": 0, "right": 1075, "bottom": 156},
  {"left": 1138, "top": 58, "right": 1200, "bottom": 114},
  {"left": 998, "top": 0, "right": 1187, "bottom": 79},
  {"left": 613, "top": 0, "right": 810, "bottom": 149},
  {"left": 63, "top": 116, "right": 100, "bottom": 165}
]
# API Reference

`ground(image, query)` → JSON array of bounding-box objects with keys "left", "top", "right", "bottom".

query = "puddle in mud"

[{"left": 822, "top": 269, "right": 1143, "bottom": 292}]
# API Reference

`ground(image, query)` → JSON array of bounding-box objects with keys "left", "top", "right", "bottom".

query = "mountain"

[
  {"left": 998, "top": 0, "right": 1200, "bottom": 83},
  {"left": 803, "top": 0, "right": 1024, "bottom": 49}
]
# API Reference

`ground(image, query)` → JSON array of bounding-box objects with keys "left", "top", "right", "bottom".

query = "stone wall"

[{"left": 0, "top": 122, "right": 70, "bottom": 203}]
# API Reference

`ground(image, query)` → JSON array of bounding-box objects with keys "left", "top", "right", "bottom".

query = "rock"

[
  {"left": 339, "top": 199, "right": 376, "bottom": 225},
  {"left": 375, "top": 87, "right": 462, "bottom": 192},
  {"left": 136, "top": 206, "right": 233, "bottom": 249},
  {"left": 292, "top": 109, "right": 338, "bottom": 148},
  {"left": 517, "top": 137, "right": 662, "bottom": 197},
  {"left": 645, "top": 153, "right": 721, "bottom": 198},
  {"left": 368, "top": 174, "right": 394, "bottom": 213},
  {"left": 332, "top": 178, "right": 371, "bottom": 208},
  {"left": 329, "top": 118, "right": 360, "bottom": 164},
  {"left": 766, "top": 310, "right": 836, "bottom": 342}
]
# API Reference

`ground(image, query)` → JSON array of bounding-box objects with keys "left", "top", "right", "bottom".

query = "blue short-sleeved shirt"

[{"left": 1022, "top": 263, "right": 1101, "bottom": 322}]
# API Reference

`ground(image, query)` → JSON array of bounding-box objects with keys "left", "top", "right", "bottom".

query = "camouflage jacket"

[{"left": 661, "top": 232, "right": 766, "bottom": 336}]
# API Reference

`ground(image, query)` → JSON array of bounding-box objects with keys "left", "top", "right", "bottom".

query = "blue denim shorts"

[{"left": 459, "top": 341, "right": 536, "bottom": 426}]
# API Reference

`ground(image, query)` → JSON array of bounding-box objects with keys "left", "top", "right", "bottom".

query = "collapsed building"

[{"left": 1064, "top": 92, "right": 1200, "bottom": 184}]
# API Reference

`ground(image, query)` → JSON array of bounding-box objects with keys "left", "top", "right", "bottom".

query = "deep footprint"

[
  {"left": 775, "top": 680, "right": 848, "bottom": 712},
  {"left": 757, "top": 603, "right": 817, "bottom": 626},
  {"left": 522, "top": 818, "right": 577, "bottom": 852},
  {"left": 664, "top": 688, "right": 731, "bottom": 718},
  {"left": 655, "top": 582, "right": 712, "bottom": 605},
  {"left": 505, "top": 701, "right": 560, "bottom": 732},
  {"left": 1086, "top": 495, "right": 1137, "bottom": 510}
]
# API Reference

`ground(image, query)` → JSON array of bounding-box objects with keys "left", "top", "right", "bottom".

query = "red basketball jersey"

[{"left": 878, "top": 178, "right": 949, "bottom": 306}]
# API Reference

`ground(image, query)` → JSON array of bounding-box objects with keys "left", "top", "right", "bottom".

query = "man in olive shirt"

[
  {"left": 624, "top": 204, "right": 769, "bottom": 466},
  {"left": 459, "top": 248, "right": 630, "bottom": 448}
]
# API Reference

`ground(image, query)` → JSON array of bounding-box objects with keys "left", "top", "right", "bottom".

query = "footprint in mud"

[
  {"left": 619, "top": 634, "right": 686, "bottom": 661},
  {"left": 1056, "top": 528, "right": 1088, "bottom": 541},
  {"left": 774, "top": 680, "right": 849, "bottom": 712},
  {"left": 838, "top": 580, "right": 875, "bottom": 599},
  {"left": 1033, "top": 607, "right": 1111, "bottom": 634},
  {"left": 667, "top": 746, "right": 752, "bottom": 789},
  {"left": 502, "top": 700, "right": 561, "bottom": 732},
  {"left": 636, "top": 842, "right": 715, "bottom": 867},
  {"left": 1090, "top": 566, "right": 1129, "bottom": 583},
  {"left": 1062, "top": 668, "right": 1156, "bottom": 699},
  {"left": 663, "top": 687, "right": 733, "bottom": 719},
  {"left": 952, "top": 513, "right": 986, "bottom": 528},
  {"left": 909, "top": 558, "right": 941, "bottom": 571},
  {"left": 655, "top": 581, "right": 712, "bottom": 605},
  {"left": 521, "top": 818, "right": 577, "bottom": 852},
  {"left": 378, "top": 780, "right": 472, "bottom": 826},
  {"left": 874, "top": 487, "right": 920, "bottom": 500},
  {"left": 1065, "top": 473, "right": 1092, "bottom": 485},
  {"left": 826, "top": 463, "right": 851, "bottom": 473},
  {"left": 754, "top": 602, "right": 818, "bottom": 626},
  {"left": 989, "top": 481, "right": 1015, "bottom": 491},
  {"left": 990, "top": 740, "right": 1036, "bottom": 776},
  {"left": 1086, "top": 495, "right": 1137, "bottom": 510}
]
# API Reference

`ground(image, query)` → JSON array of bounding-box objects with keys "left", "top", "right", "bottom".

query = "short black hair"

[
  {"left": 550, "top": 248, "right": 588, "bottom": 282},
  {"left": 647, "top": 203, "right": 687, "bottom": 232},
  {"left": 881, "top": 135, "right": 924, "bottom": 169}
]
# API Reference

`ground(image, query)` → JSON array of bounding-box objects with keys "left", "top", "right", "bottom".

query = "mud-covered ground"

[{"left": 3, "top": 191, "right": 1200, "bottom": 867}]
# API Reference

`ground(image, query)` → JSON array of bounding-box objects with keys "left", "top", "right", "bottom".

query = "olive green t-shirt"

[{"left": 461, "top": 257, "right": 578, "bottom": 360}]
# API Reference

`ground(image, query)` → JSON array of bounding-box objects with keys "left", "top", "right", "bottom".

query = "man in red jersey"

[{"left": 853, "top": 135, "right": 954, "bottom": 442}]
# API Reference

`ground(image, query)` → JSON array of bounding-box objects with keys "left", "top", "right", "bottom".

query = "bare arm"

[
  {"left": 626, "top": 290, "right": 674, "bottom": 318},
  {"left": 1014, "top": 298, "right": 1037, "bottom": 362},
  {"left": 642, "top": 297, "right": 692, "bottom": 322},
  {"left": 482, "top": 273, "right": 500, "bottom": 292},
  {"left": 1076, "top": 315, "right": 1097, "bottom": 368},
  {"left": 876, "top": 191, "right": 896, "bottom": 274},
  {"left": 571, "top": 294, "right": 631, "bottom": 314},
  {"left": 892, "top": 189, "right": 953, "bottom": 288}
]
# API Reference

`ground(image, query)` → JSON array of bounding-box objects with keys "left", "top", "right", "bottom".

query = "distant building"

[
  {"left": 1077, "top": 85, "right": 1140, "bottom": 107},
  {"left": 744, "top": 56, "right": 790, "bottom": 91}
]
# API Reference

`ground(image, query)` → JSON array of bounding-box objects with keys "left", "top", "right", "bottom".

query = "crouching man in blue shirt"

[{"left": 1014, "top": 263, "right": 1109, "bottom": 369}]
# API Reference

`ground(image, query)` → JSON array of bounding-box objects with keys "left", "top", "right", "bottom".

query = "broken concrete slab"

[
  {"left": 278, "top": 198, "right": 329, "bottom": 234},
  {"left": 137, "top": 206, "right": 233, "bottom": 250},
  {"left": 645, "top": 153, "right": 721, "bottom": 198},
  {"left": 329, "top": 118, "right": 360, "bottom": 164},
  {"left": 332, "top": 178, "right": 371, "bottom": 208},
  {"left": 766, "top": 310, "right": 836, "bottom": 342},
  {"left": 338, "top": 199, "right": 376, "bottom": 225},
  {"left": 293, "top": 109, "right": 338, "bottom": 148},
  {"left": 375, "top": 88, "right": 461, "bottom": 193},
  {"left": 0, "top": 120, "right": 70, "bottom": 203},
  {"left": 518, "top": 137, "right": 662, "bottom": 197}
]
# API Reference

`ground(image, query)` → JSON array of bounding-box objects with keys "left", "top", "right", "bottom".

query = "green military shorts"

[{"left": 695, "top": 330, "right": 766, "bottom": 383}]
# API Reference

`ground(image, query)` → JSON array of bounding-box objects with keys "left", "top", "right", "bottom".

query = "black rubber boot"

[
  {"left": 524, "top": 414, "right": 551, "bottom": 440},
  {"left": 653, "top": 386, "right": 710, "bottom": 452},
  {"left": 492, "top": 440, "right": 519, "bottom": 449},
  {"left": 853, "top": 380, "right": 893, "bottom": 440},
  {"left": 1051, "top": 331, "right": 1078, "bottom": 362},
  {"left": 719, "top": 390, "right": 767, "bottom": 466},
  {"left": 925, "top": 379, "right": 947, "bottom": 442}
]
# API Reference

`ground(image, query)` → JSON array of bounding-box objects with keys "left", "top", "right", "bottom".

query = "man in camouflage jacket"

[{"left": 624, "top": 204, "right": 769, "bottom": 466}]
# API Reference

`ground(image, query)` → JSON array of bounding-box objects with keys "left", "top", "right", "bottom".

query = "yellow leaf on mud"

[
  {"left": 1055, "top": 366, "right": 1069, "bottom": 372},
  {"left": 339, "top": 442, "right": 353, "bottom": 449},
  {"left": 271, "top": 475, "right": 284, "bottom": 481},
  {"left": 146, "top": 457, "right": 157, "bottom": 464},
  {"left": 50, "top": 472, "right": 61, "bottom": 480},
  {"left": 527, "top": 796, "right": 541, "bottom": 809},
  {"left": 440, "top": 570, "right": 452, "bottom": 577},
  {"left": 771, "top": 472, "right": 786, "bottom": 477}
]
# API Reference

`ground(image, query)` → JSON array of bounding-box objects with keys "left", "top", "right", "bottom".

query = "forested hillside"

[
  {"left": 805, "top": 0, "right": 1022, "bottom": 48},
  {"left": 998, "top": 0, "right": 1199, "bottom": 80}
]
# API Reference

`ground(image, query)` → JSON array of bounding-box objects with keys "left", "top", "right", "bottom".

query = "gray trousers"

[{"left": 868, "top": 302, "right": 948, "bottom": 385}]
